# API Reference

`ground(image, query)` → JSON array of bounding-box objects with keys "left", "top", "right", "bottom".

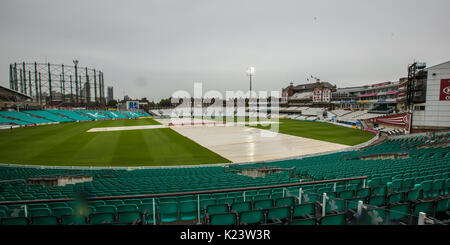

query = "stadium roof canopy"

[{"left": 0, "top": 85, "right": 32, "bottom": 102}]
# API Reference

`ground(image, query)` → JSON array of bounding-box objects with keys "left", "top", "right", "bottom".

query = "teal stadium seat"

[
  {"left": 239, "top": 210, "right": 265, "bottom": 225},
  {"left": 210, "top": 212, "right": 237, "bottom": 225}
]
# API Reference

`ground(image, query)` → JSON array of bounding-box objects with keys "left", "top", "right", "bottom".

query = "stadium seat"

[
  {"left": 319, "top": 213, "right": 346, "bottom": 225},
  {"left": 360, "top": 208, "right": 386, "bottom": 225},
  {"left": 28, "top": 204, "right": 48, "bottom": 209},
  {"left": 326, "top": 199, "right": 345, "bottom": 214},
  {"left": 47, "top": 203, "right": 68, "bottom": 209},
  {"left": 388, "top": 179, "right": 403, "bottom": 192},
  {"left": 1, "top": 217, "right": 29, "bottom": 225},
  {"left": 266, "top": 207, "right": 291, "bottom": 224},
  {"left": 105, "top": 200, "right": 124, "bottom": 206},
  {"left": 419, "top": 180, "right": 433, "bottom": 198},
  {"left": 89, "top": 212, "right": 116, "bottom": 225},
  {"left": 292, "top": 203, "right": 316, "bottom": 219},
  {"left": 32, "top": 215, "right": 59, "bottom": 225},
  {"left": 216, "top": 197, "right": 234, "bottom": 206},
  {"left": 388, "top": 203, "right": 411, "bottom": 223},
  {"left": 434, "top": 197, "right": 450, "bottom": 217},
  {"left": 95, "top": 205, "right": 116, "bottom": 213},
  {"left": 253, "top": 199, "right": 274, "bottom": 210},
  {"left": 356, "top": 188, "right": 371, "bottom": 199},
  {"left": 51, "top": 207, "right": 73, "bottom": 217},
  {"left": 123, "top": 199, "right": 142, "bottom": 206},
  {"left": 117, "top": 211, "right": 142, "bottom": 225},
  {"left": 302, "top": 193, "right": 320, "bottom": 204},
  {"left": 372, "top": 186, "right": 387, "bottom": 196},
  {"left": 346, "top": 198, "right": 366, "bottom": 211},
  {"left": 289, "top": 218, "right": 316, "bottom": 225},
  {"left": 402, "top": 178, "right": 415, "bottom": 191},
  {"left": 30, "top": 208, "right": 52, "bottom": 217},
  {"left": 275, "top": 197, "right": 296, "bottom": 208},
  {"left": 179, "top": 201, "right": 198, "bottom": 221},
  {"left": 231, "top": 201, "right": 252, "bottom": 213},
  {"left": 239, "top": 210, "right": 265, "bottom": 225},
  {"left": 210, "top": 212, "right": 237, "bottom": 225},
  {"left": 117, "top": 204, "right": 138, "bottom": 212},
  {"left": 61, "top": 215, "right": 87, "bottom": 225},
  {"left": 88, "top": 201, "right": 106, "bottom": 207},
  {"left": 388, "top": 192, "right": 404, "bottom": 204},
  {"left": 158, "top": 202, "right": 178, "bottom": 223},
  {"left": 253, "top": 195, "right": 270, "bottom": 201},
  {"left": 432, "top": 179, "right": 445, "bottom": 196},
  {"left": 206, "top": 204, "right": 229, "bottom": 218},
  {"left": 405, "top": 189, "right": 422, "bottom": 202},
  {"left": 412, "top": 200, "right": 434, "bottom": 217},
  {"left": 369, "top": 195, "right": 386, "bottom": 207},
  {"left": 138, "top": 204, "right": 156, "bottom": 225},
  {"left": 338, "top": 190, "right": 354, "bottom": 199},
  {"left": 200, "top": 199, "right": 216, "bottom": 211}
]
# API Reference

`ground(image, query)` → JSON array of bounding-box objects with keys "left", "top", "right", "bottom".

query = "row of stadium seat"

[
  {"left": 1, "top": 188, "right": 448, "bottom": 225},
  {"left": 0, "top": 111, "right": 53, "bottom": 124},
  {"left": 0, "top": 109, "right": 151, "bottom": 125},
  {"left": 0, "top": 132, "right": 448, "bottom": 225}
]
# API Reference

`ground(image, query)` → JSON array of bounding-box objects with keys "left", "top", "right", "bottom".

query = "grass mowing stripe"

[
  {"left": 110, "top": 130, "right": 150, "bottom": 165},
  {"left": 70, "top": 131, "right": 122, "bottom": 165}
]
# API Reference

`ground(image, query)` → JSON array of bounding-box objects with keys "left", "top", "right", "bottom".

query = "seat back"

[
  {"left": 210, "top": 212, "right": 237, "bottom": 225},
  {"left": 89, "top": 212, "right": 116, "bottom": 225},
  {"left": 253, "top": 199, "right": 273, "bottom": 210},
  {"left": 413, "top": 201, "right": 434, "bottom": 216},
  {"left": 293, "top": 203, "right": 316, "bottom": 218},
  {"left": 231, "top": 202, "right": 252, "bottom": 213},
  {"left": 61, "top": 215, "right": 87, "bottom": 225},
  {"left": 117, "top": 204, "right": 138, "bottom": 212},
  {"left": 239, "top": 210, "right": 265, "bottom": 225},
  {"left": 338, "top": 190, "right": 354, "bottom": 199},
  {"left": 118, "top": 211, "right": 142, "bottom": 224},
  {"left": 267, "top": 207, "right": 290, "bottom": 222},
  {"left": 32, "top": 215, "right": 59, "bottom": 225},
  {"left": 319, "top": 213, "right": 346, "bottom": 225},
  {"left": 289, "top": 218, "right": 316, "bottom": 225},
  {"left": 388, "top": 203, "right": 411, "bottom": 221},
  {"left": 206, "top": 204, "right": 229, "bottom": 216},
  {"left": 275, "top": 197, "right": 296, "bottom": 208},
  {"left": 52, "top": 207, "right": 73, "bottom": 217},
  {"left": 326, "top": 199, "right": 345, "bottom": 213},
  {"left": 1, "top": 217, "right": 29, "bottom": 225},
  {"left": 95, "top": 205, "right": 116, "bottom": 213}
]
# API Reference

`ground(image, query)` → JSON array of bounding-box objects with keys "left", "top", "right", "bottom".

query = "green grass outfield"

[
  {"left": 251, "top": 118, "right": 375, "bottom": 146},
  {"left": 0, "top": 118, "right": 230, "bottom": 167}
]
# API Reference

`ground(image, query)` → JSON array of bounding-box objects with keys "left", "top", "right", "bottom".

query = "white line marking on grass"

[{"left": 87, "top": 125, "right": 168, "bottom": 132}]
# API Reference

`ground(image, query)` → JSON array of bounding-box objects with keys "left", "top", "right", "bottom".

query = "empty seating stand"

[{"left": 0, "top": 131, "right": 448, "bottom": 225}]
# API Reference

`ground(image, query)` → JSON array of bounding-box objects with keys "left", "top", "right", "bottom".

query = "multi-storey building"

[{"left": 331, "top": 81, "right": 399, "bottom": 113}]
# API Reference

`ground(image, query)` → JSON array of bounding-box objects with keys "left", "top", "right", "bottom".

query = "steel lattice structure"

[{"left": 9, "top": 62, "right": 106, "bottom": 106}]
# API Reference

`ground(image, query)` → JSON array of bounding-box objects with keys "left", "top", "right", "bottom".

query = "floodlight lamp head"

[
  {"left": 73, "top": 60, "right": 79, "bottom": 66},
  {"left": 246, "top": 67, "right": 255, "bottom": 76}
]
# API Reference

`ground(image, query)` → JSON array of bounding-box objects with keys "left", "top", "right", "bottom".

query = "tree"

[{"left": 107, "top": 99, "right": 118, "bottom": 108}]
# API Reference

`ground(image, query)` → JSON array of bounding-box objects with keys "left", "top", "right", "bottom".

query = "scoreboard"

[{"left": 126, "top": 101, "right": 139, "bottom": 110}]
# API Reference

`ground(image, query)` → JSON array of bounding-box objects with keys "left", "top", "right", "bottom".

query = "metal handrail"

[{"left": 0, "top": 176, "right": 368, "bottom": 206}]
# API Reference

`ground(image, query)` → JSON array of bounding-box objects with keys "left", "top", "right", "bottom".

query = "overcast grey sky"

[{"left": 1, "top": 0, "right": 449, "bottom": 102}]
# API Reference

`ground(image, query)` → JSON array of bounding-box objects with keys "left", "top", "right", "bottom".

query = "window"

[{"left": 414, "top": 106, "right": 425, "bottom": 111}]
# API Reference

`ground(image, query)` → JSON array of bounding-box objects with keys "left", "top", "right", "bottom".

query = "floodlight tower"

[
  {"left": 246, "top": 67, "right": 255, "bottom": 98},
  {"left": 73, "top": 60, "right": 79, "bottom": 103}
]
